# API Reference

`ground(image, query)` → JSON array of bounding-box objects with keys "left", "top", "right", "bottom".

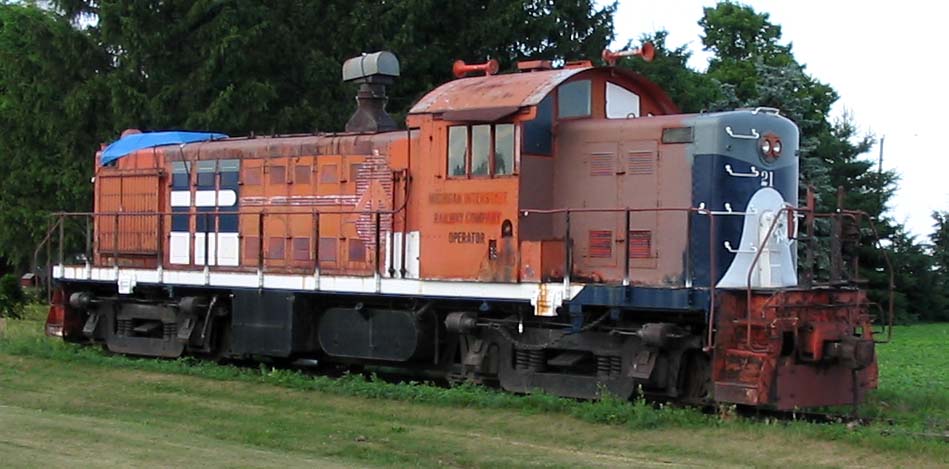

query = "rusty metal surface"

[
  {"left": 150, "top": 131, "right": 405, "bottom": 162},
  {"left": 713, "top": 288, "right": 878, "bottom": 409},
  {"left": 410, "top": 68, "right": 587, "bottom": 114},
  {"left": 411, "top": 66, "right": 678, "bottom": 115}
]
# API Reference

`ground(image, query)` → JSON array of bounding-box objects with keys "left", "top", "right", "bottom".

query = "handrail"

[
  {"left": 744, "top": 206, "right": 896, "bottom": 347},
  {"left": 42, "top": 199, "right": 897, "bottom": 350},
  {"left": 523, "top": 206, "right": 718, "bottom": 349},
  {"left": 42, "top": 204, "right": 408, "bottom": 284},
  {"left": 744, "top": 206, "right": 792, "bottom": 350},
  {"left": 32, "top": 216, "right": 63, "bottom": 303}
]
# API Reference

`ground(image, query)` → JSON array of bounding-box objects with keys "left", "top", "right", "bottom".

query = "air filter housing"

[{"left": 342, "top": 51, "right": 400, "bottom": 133}]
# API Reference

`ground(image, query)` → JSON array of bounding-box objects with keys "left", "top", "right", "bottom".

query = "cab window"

[
  {"left": 606, "top": 82, "right": 641, "bottom": 119},
  {"left": 558, "top": 80, "right": 591, "bottom": 118},
  {"left": 471, "top": 125, "right": 491, "bottom": 176},
  {"left": 494, "top": 124, "right": 514, "bottom": 175},
  {"left": 522, "top": 95, "right": 553, "bottom": 155},
  {"left": 447, "top": 123, "right": 516, "bottom": 178},
  {"left": 448, "top": 126, "right": 468, "bottom": 177}
]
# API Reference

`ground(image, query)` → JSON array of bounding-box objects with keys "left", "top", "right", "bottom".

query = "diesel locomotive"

[{"left": 43, "top": 47, "right": 885, "bottom": 409}]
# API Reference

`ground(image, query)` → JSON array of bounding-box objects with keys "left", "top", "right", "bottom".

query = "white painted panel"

[
  {"left": 717, "top": 188, "right": 797, "bottom": 289},
  {"left": 194, "top": 191, "right": 216, "bottom": 207},
  {"left": 192, "top": 189, "right": 238, "bottom": 207},
  {"left": 170, "top": 191, "right": 191, "bottom": 207},
  {"left": 194, "top": 233, "right": 218, "bottom": 266},
  {"left": 606, "top": 82, "right": 641, "bottom": 119},
  {"left": 383, "top": 231, "right": 420, "bottom": 279},
  {"left": 217, "top": 233, "right": 240, "bottom": 266},
  {"left": 406, "top": 231, "right": 420, "bottom": 279},
  {"left": 169, "top": 232, "right": 190, "bottom": 265},
  {"left": 57, "top": 265, "right": 586, "bottom": 316}
]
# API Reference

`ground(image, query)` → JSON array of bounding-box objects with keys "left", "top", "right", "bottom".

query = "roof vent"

[
  {"left": 516, "top": 60, "right": 553, "bottom": 72},
  {"left": 342, "top": 51, "right": 400, "bottom": 133}
]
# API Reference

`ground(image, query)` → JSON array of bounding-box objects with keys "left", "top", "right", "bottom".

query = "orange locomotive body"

[{"left": 46, "top": 49, "right": 884, "bottom": 409}]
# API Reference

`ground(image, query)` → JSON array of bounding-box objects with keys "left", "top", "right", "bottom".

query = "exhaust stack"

[{"left": 342, "top": 51, "right": 400, "bottom": 133}]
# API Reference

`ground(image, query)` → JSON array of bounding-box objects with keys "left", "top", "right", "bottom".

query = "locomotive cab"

[{"left": 406, "top": 63, "right": 680, "bottom": 287}]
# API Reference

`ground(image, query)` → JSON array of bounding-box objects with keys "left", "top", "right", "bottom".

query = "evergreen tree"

[
  {"left": 696, "top": 2, "right": 932, "bottom": 321},
  {"left": 0, "top": 4, "right": 110, "bottom": 270},
  {"left": 615, "top": 30, "right": 721, "bottom": 113},
  {"left": 50, "top": 0, "right": 616, "bottom": 135}
]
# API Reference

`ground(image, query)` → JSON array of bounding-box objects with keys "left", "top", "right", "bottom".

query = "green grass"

[
  {"left": 865, "top": 323, "right": 949, "bottom": 429},
  {"left": 1, "top": 315, "right": 947, "bottom": 468}
]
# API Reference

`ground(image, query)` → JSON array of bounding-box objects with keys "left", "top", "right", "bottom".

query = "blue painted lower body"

[{"left": 566, "top": 284, "right": 710, "bottom": 313}]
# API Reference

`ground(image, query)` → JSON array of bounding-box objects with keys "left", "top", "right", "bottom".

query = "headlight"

[{"left": 760, "top": 133, "right": 783, "bottom": 161}]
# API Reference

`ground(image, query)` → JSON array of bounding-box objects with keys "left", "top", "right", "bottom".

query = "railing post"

[
  {"left": 203, "top": 213, "right": 210, "bottom": 267},
  {"left": 563, "top": 210, "right": 572, "bottom": 293},
  {"left": 706, "top": 211, "right": 717, "bottom": 351},
  {"left": 85, "top": 215, "right": 92, "bottom": 268},
  {"left": 623, "top": 208, "right": 631, "bottom": 286},
  {"left": 156, "top": 213, "right": 164, "bottom": 270},
  {"left": 744, "top": 207, "right": 786, "bottom": 348},
  {"left": 830, "top": 186, "right": 845, "bottom": 283},
  {"left": 45, "top": 217, "right": 52, "bottom": 303},
  {"left": 374, "top": 211, "right": 381, "bottom": 276},
  {"left": 113, "top": 213, "right": 119, "bottom": 267},
  {"left": 312, "top": 211, "right": 320, "bottom": 285},
  {"left": 388, "top": 210, "right": 396, "bottom": 278},
  {"left": 58, "top": 215, "right": 64, "bottom": 267},
  {"left": 257, "top": 212, "right": 265, "bottom": 273},
  {"left": 213, "top": 209, "right": 220, "bottom": 267},
  {"left": 803, "top": 187, "right": 816, "bottom": 287}
]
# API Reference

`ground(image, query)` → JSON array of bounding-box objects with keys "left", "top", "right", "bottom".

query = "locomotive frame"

[{"left": 40, "top": 50, "right": 893, "bottom": 410}]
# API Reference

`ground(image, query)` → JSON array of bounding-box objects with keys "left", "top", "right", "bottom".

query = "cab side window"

[
  {"left": 471, "top": 125, "right": 491, "bottom": 176},
  {"left": 522, "top": 95, "right": 553, "bottom": 156},
  {"left": 494, "top": 124, "right": 514, "bottom": 175},
  {"left": 606, "top": 82, "right": 641, "bottom": 119},
  {"left": 447, "top": 124, "right": 516, "bottom": 178},
  {"left": 448, "top": 126, "right": 468, "bottom": 177},
  {"left": 558, "top": 80, "right": 591, "bottom": 118}
]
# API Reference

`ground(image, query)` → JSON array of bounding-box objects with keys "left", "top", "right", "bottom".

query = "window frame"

[
  {"left": 556, "top": 79, "right": 592, "bottom": 120},
  {"left": 446, "top": 123, "right": 517, "bottom": 179},
  {"left": 521, "top": 95, "right": 554, "bottom": 157},
  {"left": 605, "top": 81, "right": 641, "bottom": 119}
]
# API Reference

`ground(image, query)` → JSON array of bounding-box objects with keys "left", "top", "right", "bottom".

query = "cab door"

[
  {"left": 97, "top": 168, "right": 163, "bottom": 265},
  {"left": 617, "top": 139, "right": 659, "bottom": 271}
]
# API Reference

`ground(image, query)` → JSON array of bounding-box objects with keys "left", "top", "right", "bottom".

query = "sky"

[{"left": 606, "top": 0, "right": 945, "bottom": 239}]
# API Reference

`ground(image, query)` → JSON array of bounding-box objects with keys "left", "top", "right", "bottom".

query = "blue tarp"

[{"left": 100, "top": 131, "right": 228, "bottom": 165}]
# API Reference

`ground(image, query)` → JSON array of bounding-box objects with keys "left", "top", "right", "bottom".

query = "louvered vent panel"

[
  {"left": 626, "top": 152, "right": 655, "bottom": 175},
  {"left": 628, "top": 230, "right": 651, "bottom": 258},
  {"left": 589, "top": 153, "right": 614, "bottom": 176},
  {"left": 589, "top": 230, "right": 613, "bottom": 258}
]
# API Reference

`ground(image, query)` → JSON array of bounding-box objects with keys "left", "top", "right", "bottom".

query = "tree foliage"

[
  {"left": 615, "top": 30, "right": 721, "bottom": 113},
  {"left": 1, "top": 1, "right": 944, "bottom": 320},
  {"left": 0, "top": 0, "right": 615, "bottom": 271},
  {"left": 49, "top": 0, "right": 615, "bottom": 134},
  {"left": 693, "top": 2, "right": 949, "bottom": 322},
  {"left": 0, "top": 4, "right": 110, "bottom": 270}
]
